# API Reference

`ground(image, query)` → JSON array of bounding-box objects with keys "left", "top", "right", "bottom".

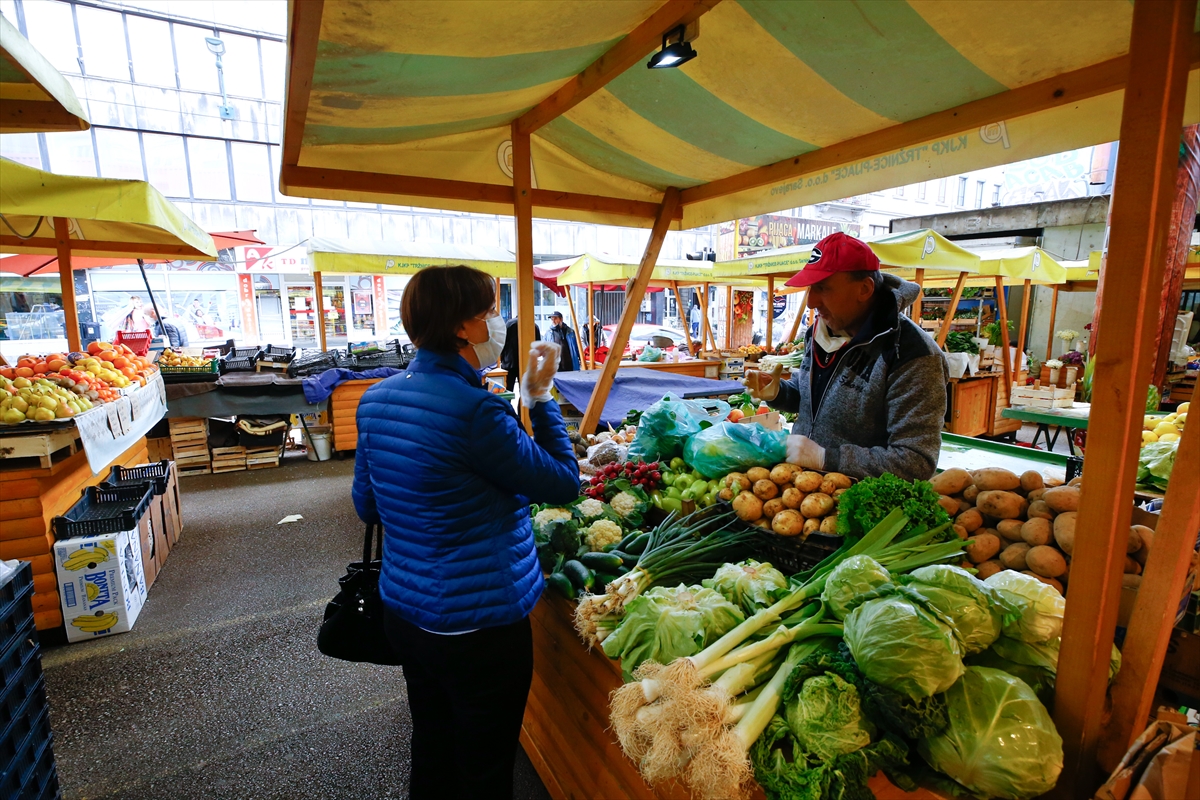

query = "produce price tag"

[
  {"left": 105, "top": 401, "right": 123, "bottom": 438},
  {"left": 75, "top": 405, "right": 115, "bottom": 447},
  {"left": 115, "top": 397, "right": 133, "bottom": 436}
]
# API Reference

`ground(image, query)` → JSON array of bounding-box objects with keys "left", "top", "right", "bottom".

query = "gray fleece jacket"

[{"left": 771, "top": 274, "right": 947, "bottom": 480}]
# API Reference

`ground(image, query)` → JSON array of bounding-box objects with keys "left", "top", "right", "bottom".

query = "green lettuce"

[
  {"left": 600, "top": 584, "right": 743, "bottom": 680},
  {"left": 703, "top": 559, "right": 789, "bottom": 614},
  {"left": 901, "top": 565, "right": 1007, "bottom": 654},
  {"left": 822, "top": 555, "right": 893, "bottom": 621},
  {"left": 990, "top": 635, "right": 1121, "bottom": 684},
  {"left": 1136, "top": 440, "right": 1177, "bottom": 493},
  {"left": 754, "top": 717, "right": 912, "bottom": 800},
  {"left": 835, "top": 473, "right": 951, "bottom": 539},
  {"left": 983, "top": 571, "right": 1064, "bottom": 643},
  {"left": 918, "top": 667, "right": 1063, "bottom": 800},
  {"left": 785, "top": 673, "right": 876, "bottom": 760}
]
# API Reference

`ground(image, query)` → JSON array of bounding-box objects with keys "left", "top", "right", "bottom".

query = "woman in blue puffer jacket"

[{"left": 351, "top": 265, "right": 579, "bottom": 800}]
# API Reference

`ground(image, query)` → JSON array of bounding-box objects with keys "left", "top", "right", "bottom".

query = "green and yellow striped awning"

[
  {"left": 308, "top": 237, "right": 515, "bottom": 276},
  {"left": 282, "top": 1, "right": 1200, "bottom": 229},
  {"left": 0, "top": 14, "right": 88, "bottom": 133}
]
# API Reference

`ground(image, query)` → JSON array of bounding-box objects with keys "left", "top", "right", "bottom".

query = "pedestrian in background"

[{"left": 546, "top": 311, "right": 580, "bottom": 372}]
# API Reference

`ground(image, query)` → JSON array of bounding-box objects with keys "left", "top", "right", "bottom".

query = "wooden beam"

[
  {"left": 1015, "top": 279, "right": 1032, "bottom": 368},
  {"left": 515, "top": 0, "right": 721, "bottom": 135},
  {"left": 765, "top": 277, "right": 774, "bottom": 350},
  {"left": 724, "top": 285, "right": 733, "bottom": 349},
  {"left": 587, "top": 282, "right": 596, "bottom": 368},
  {"left": 681, "top": 31, "right": 1200, "bottom": 207},
  {"left": 1100, "top": 412, "right": 1200, "bottom": 770},
  {"left": 565, "top": 285, "right": 585, "bottom": 370},
  {"left": 1053, "top": 0, "right": 1197, "bottom": 793},
  {"left": 0, "top": 101, "right": 88, "bottom": 134},
  {"left": 784, "top": 291, "right": 806, "bottom": 345},
  {"left": 580, "top": 189, "right": 681, "bottom": 436},
  {"left": 53, "top": 218, "right": 80, "bottom": 353},
  {"left": 532, "top": 189, "right": 680, "bottom": 221},
  {"left": 911, "top": 269, "right": 925, "bottom": 322},
  {"left": 513, "top": 123, "right": 536, "bottom": 428},
  {"left": 1045, "top": 284, "right": 1060, "bottom": 360},
  {"left": 282, "top": 0, "right": 324, "bottom": 168},
  {"left": 313, "top": 270, "right": 327, "bottom": 352},
  {"left": 0, "top": 236, "right": 213, "bottom": 259},
  {"left": 671, "top": 281, "right": 695, "bottom": 354},
  {"left": 699, "top": 282, "right": 716, "bottom": 351},
  {"left": 994, "top": 278, "right": 1013, "bottom": 392},
  {"left": 936, "top": 273, "right": 967, "bottom": 348}
]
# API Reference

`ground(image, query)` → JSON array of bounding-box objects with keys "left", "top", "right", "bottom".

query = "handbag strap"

[{"left": 362, "top": 522, "right": 383, "bottom": 563}]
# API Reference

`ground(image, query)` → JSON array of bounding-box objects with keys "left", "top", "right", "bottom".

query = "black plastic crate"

[
  {"left": 221, "top": 349, "right": 261, "bottom": 373},
  {"left": 159, "top": 359, "right": 220, "bottom": 384},
  {"left": 287, "top": 349, "right": 357, "bottom": 378},
  {"left": 0, "top": 563, "right": 34, "bottom": 624},
  {"left": 752, "top": 529, "right": 843, "bottom": 576},
  {"left": 0, "top": 705, "right": 54, "bottom": 800},
  {"left": 354, "top": 348, "right": 405, "bottom": 370},
  {"left": 0, "top": 618, "right": 38, "bottom": 697},
  {"left": 52, "top": 484, "right": 154, "bottom": 540},
  {"left": 105, "top": 460, "right": 171, "bottom": 496},
  {"left": 0, "top": 669, "right": 44, "bottom": 736},
  {"left": 256, "top": 344, "right": 296, "bottom": 364}
]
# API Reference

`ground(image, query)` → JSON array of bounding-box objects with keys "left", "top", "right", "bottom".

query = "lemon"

[
  {"left": 1142, "top": 430, "right": 1159, "bottom": 443},
  {"left": 1153, "top": 422, "right": 1178, "bottom": 437},
  {"left": 1176, "top": 412, "right": 1187, "bottom": 425},
  {"left": 1158, "top": 432, "right": 1181, "bottom": 443},
  {"left": 1163, "top": 413, "right": 1178, "bottom": 422},
  {"left": 1178, "top": 401, "right": 1190, "bottom": 414}
]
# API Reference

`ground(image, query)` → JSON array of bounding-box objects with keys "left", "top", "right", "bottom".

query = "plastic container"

[
  {"left": 52, "top": 484, "right": 154, "bottom": 540},
  {"left": 303, "top": 425, "right": 332, "bottom": 461},
  {"left": 221, "top": 349, "right": 261, "bottom": 373},
  {"left": 287, "top": 349, "right": 357, "bottom": 378},
  {"left": 113, "top": 330, "right": 152, "bottom": 355},
  {"left": 159, "top": 358, "right": 220, "bottom": 383},
  {"left": 105, "top": 460, "right": 171, "bottom": 496}
]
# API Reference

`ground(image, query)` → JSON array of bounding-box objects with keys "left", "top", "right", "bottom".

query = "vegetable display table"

[
  {"left": 938, "top": 432, "right": 1078, "bottom": 482},
  {"left": 165, "top": 374, "right": 326, "bottom": 419},
  {"left": 522, "top": 593, "right": 944, "bottom": 800},
  {"left": 552, "top": 368, "right": 743, "bottom": 429},
  {"left": 1000, "top": 405, "right": 1090, "bottom": 455}
]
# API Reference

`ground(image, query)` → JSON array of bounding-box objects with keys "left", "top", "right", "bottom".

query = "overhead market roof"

[
  {"left": 555, "top": 252, "right": 730, "bottom": 287},
  {"left": 909, "top": 246, "right": 1068, "bottom": 287},
  {"left": 280, "top": 1, "right": 1200, "bottom": 230},
  {"left": 0, "top": 14, "right": 89, "bottom": 133},
  {"left": 0, "top": 158, "right": 216, "bottom": 259},
  {"left": 307, "top": 237, "right": 515, "bottom": 275}
]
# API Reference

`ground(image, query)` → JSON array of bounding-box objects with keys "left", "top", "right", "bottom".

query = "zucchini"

[
  {"left": 580, "top": 552, "right": 625, "bottom": 572},
  {"left": 624, "top": 532, "right": 652, "bottom": 555},
  {"left": 608, "top": 550, "right": 639, "bottom": 568},
  {"left": 562, "top": 560, "right": 592, "bottom": 591},
  {"left": 616, "top": 532, "right": 640, "bottom": 552},
  {"left": 546, "top": 572, "right": 574, "bottom": 598}
]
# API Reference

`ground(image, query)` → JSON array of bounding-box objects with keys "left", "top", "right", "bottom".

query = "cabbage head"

[
  {"left": 991, "top": 635, "right": 1122, "bottom": 684},
  {"left": 703, "top": 560, "right": 788, "bottom": 614},
  {"left": 984, "top": 571, "right": 1064, "bottom": 643},
  {"left": 785, "top": 673, "right": 876, "bottom": 761},
  {"left": 844, "top": 587, "right": 965, "bottom": 700},
  {"left": 918, "top": 667, "right": 1063, "bottom": 800},
  {"left": 822, "top": 555, "right": 892, "bottom": 621},
  {"left": 902, "top": 565, "right": 1005, "bottom": 654},
  {"left": 601, "top": 584, "right": 743, "bottom": 680}
]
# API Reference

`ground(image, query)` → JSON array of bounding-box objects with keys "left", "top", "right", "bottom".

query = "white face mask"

[
  {"left": 812, "top": 317, "right": 852, "bottom": 353},
  {"left": 471, "top": 315, "right": 506, "bottom": 369}
]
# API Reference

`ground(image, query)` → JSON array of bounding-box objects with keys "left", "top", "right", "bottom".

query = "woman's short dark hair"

[{"left": 401, "top": 265, "right": 496, "bottom": 353}]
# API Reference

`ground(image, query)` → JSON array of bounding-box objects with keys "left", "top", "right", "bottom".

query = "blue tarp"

[
  {"left": 302, "top": 367, "right": 404, "bottom": 403},
  {"left": 552, "top": 368, "right": 743, "bottom": 428}
]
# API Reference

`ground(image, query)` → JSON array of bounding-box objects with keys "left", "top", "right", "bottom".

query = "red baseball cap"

[{"left": 784, "top": 232, "right": 880, "bottom": 288}]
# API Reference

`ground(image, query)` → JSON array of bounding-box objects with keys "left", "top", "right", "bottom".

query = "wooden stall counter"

[
  {"left": 330, "top": 379, "right": 383, "bottom": 452},
  {"left": 945, "top": 373, "right": 1023, "bottom": 439},
  {"left": 613, "top": 359, "right": 724, "bottom": 379},
  {"left": 0, "top": 434, "right": 150, "bottom": 630},
  {"left": 523, "top": 593, "right": 943, "bottom": 800}
]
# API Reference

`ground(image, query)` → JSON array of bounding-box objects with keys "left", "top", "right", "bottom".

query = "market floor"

[{"left": 39, "top": 456, "right": 553, "bottom": 800}]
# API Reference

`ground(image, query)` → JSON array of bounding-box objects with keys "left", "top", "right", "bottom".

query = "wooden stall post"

[
  {"left": 1100, "top": 414, "right": 1200, "bottom": 769},
  {"left": 936, "top": 273, "right": 967, "bottom": 348},
  {"left": 565, "top": 285, "right": 585, "bottom": 369},
  {"left": 512, "top": 124, "right": 536, "bottom": 427},
  {"left": 724, "top": 285, "right": 733, "bottom": 349},
  {"left": 53, "top": 217, "right": 81, "bottom": 353},
  {"left": 494, "top": 276, "right": 502, "bottom": 312},
  {"left": 1045, "top": 284, "right": 1060, "bottom": 360},
  {"left": 579, "top": 189, "right": 680, "bottom": 435},
  {"left": 993, "top": 277, "right": 1013, "bottom": 390},
  {"left": 911, "top": 268, "right": 925, "bottom": 321},
  {"left": 671, "top": 281, "right": 694, "bottom": 354},
  {"left": 1053, "top": 0, "right": 1196, "bottom": 792},
  {"left": 766, "top": 277, "right": 774, "bottom": 350},
  {"left": 1015, "top": 278, "right": 1032, "bottom": 367},
  {"left": 784, "top": 291, "right": 806, "bottom": 346},
  {"left": 313, "top": 270, "right": 328, "bottom": 352},
  {"left": 699, "top": 282, "right": 716, "bottom": 351},
  {"left": 586, "top": 281, "right": 595, "bottom": 368}
]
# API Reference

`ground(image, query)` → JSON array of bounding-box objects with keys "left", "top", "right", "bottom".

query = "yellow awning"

[
  {"left": 280, "top": 1, "right": 1200, "bottom": 229},
  {"left": 554, "top": 252, "right": 772, "bottom": 288},
  {"left": 307, "top": 237, "right": 515, "bottom": 276},
  {"left": 0, "top": 14, "right": 89, "bottom": 133},
  {"left": 0, "top": 158, "right": 216, "bottom": 259},
  {"left": 712, "top": 244, "right": 814, "bottom": 279}
]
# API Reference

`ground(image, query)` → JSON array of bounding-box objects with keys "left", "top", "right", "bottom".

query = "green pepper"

[
  {"left": 650, "top": 490, "right": 664, "bottom": 509},
  {"left": 660, "top": 497, "right": 683, "bottom": 514},
  {"left": 690, "top": 479, "right": 709, "bottom": 495},
  {"left": 666, "top": 486, "right": 682, "bottom": 500},
  {"left": 669, "top": 457, "right": 686, "bottom": 471}
]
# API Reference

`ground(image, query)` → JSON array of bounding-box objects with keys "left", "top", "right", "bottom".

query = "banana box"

[{"left": 53, "top": 529, "right": 148, "bottom": 643}]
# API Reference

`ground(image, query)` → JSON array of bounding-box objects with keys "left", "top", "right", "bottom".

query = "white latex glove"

[
  {"left": 742, "top": 363, "right": 783, "bottom": 402},
  {"left": 786, "top": 435, "right": 826, "bottom": 470},
  {"left": 521, "top": 341, "right": 561, "bottom": 406}
]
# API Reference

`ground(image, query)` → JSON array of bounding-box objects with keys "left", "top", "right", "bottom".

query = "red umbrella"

[{"left": 0, "top": 230, "right": 265, "bottom": 277}]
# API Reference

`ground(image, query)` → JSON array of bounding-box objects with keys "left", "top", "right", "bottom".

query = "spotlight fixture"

[
  {"left": 204, "top": 37, "right": 225, "bottom": 56},
  {"left": 647, "top": 25, "right": 696, "bottom": 69}
]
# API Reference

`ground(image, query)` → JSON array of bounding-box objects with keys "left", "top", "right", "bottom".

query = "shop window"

[
  {"left": 22, "top": 0, "right": 78, "bottom": 75},
  {"left": 975, "top": 180, "right": 986, "bottom": 209},
  {"left": 956, "top": 177, "right": 967, "bottom": 206},
  {"left": 143, "top": 133, "right": 190, "bottom": 197},
  {"left": 937, "top": 179, "right": 947, "bottom": 203},
  {"left": 230, "top": 142, "right": 272, "bottom": 202},
  {"left": 186, "top": 137, "right": 231, "bottom": 200},
  {"left": 260, "top": 40, "right": 286, "bottom": 102},
  {"left": 45, "top": 130, "right": 97, "bottom": 177},
  {"left": 76, "top": 7, "right": 130, "bottom": 81},
  {"left": 287, "top": 284, "right": 317, "bottom": 345},
  {"left": 173, "top": 23, "right": 219, "bottom": 94},
  {"left": 127, "top": 16, "right": 176, "bottom": 88},
  {"left": 221, "top": 33, "right": 262, "bottom": 98},
  {"left": 0, "top": 276, "right": 64, "bottom": 343},
  {"left": 95, "top": 128, "right": 144, "bottom": 180},
  {"left": 347, "top": 276, "right": 376, "bottom": 337},
  {"left": 0, "top": 133, "right": 43, "bottom": 169}
]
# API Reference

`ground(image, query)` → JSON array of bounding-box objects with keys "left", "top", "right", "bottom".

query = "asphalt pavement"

[{"left": 40, "top": 455, "right": 553, "bottom": 800}]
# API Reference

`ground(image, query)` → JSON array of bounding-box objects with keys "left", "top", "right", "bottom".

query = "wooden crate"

[
  {"left": 330, "top": 379, "right": 383, "bottom": 452},
  {"left": 172, "top": 443, "right": 210, "bottom": 467},
  {"left": 0, "top": 427, "right": 81, "bottom": 470},
  {"left": 211, "top": 446, "right": 246, "bottom": 474},
  {"left": 177, "top": 464, "right": 212, "bottom": 477},
  {"left": 245, "top": 445, "right": 281, "bottom": 470}
]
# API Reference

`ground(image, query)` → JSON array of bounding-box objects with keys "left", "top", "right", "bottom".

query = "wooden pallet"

[
  {"left": 0, "top": 426, "right": 80, "bottom": 470},
  {"left": 178, "top": 464, "right": 213, "bottom": 477},
  {"left": 245, "top": 445, "right": 281, "bottom": 470},
  {"left": 211, "top": 445, "right": 246, "bottom": 473}
]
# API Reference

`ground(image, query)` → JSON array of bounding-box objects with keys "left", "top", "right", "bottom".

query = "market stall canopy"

[
  {"left": 308, "top": 237, "right": 514, "bottom": 275},
  {"left": 0, "top": 159, "right": 216, "bottom": 259},
  {"left": 712, "top": 244, "right": 814, "bottom": 280},
  {"left": 915, "top": 247, "right": 1068, "bottom": 288},
  {"left": 0, "top": 230, "right": 265, "bottom": 276},
  {"left": 554, "top": 252, "right": 731, "bottom": 288},
  {"left": 279, "top": 1, "right": 1200, "bottom": 229},
  {"left": 0, "top": 14, "right": 89, "bottom": 133},
  {"left": 1064, "top": 248, "right": 1200, "bottom": 289}
]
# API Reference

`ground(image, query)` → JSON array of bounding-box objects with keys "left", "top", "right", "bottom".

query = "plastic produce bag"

[
  {"left": 627, "top": 394, "right": 728, "bottom": 463},
  {"left": 637, "top": 345, "right": 662, "bottom": 362},
  {"left": 683, "top": 420, "right": 789, "bottom": 479},
  {"left": 918, "top": 667, "right": 1063, "bottom": 800}
]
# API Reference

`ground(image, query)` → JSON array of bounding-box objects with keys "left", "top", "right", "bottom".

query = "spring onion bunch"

[{"left": 574, "top": 508, "right": 758, "bottom": 647}]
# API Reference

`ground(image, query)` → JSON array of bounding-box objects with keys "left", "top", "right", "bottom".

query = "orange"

[
  {"left": 112, "top": 357, "right": 129, "bottom": 369},
  {"left": 32, "top": 363, "right": 50, "bottom": 374},
  {"left": 98, "top": 351, "right": 117, "bottom": 362},
  {"left": 14, "top": 367, "right": 34, "bottom": 378},
  {"left": 46, "top": 360, "right": 66, "bottom": 372},
  {"left": 0, "top": 367, "right": 13, "bottom": 379},
  {"left": 17, "top": 357, "right": 36, "bottom": 369}
]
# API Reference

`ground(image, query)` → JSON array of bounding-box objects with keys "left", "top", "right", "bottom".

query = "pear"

[{"left": 2, "top": 408, "right": 26, "bottom": 424}]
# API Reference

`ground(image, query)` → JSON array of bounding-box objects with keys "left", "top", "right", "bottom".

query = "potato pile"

[
  {"left": 720, "top": 464, "right": 851, "bottom": 537},
  {"left": 931, "top": 467, "right": 1153, "bottom": 595}
]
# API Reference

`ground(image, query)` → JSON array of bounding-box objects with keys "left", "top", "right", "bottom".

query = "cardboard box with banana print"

[{"left": 54, "top": 529, "right": 148, "bottom": 643}]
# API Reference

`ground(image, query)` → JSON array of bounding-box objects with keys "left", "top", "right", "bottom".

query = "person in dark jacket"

[
  {"left": 546, "top": 311, "right": 580, "bottom": 372},
  {"left": 743, "top": 232, "right": 947, "bottom": 480},
  {"left": 352, "top": 266, "right": 578, "bottom": 800},
  {"left": 499, "top": 316, "right": 540, "bottom": 392}
]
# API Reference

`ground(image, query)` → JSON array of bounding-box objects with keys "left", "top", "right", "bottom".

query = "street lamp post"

[{"left": 205, "top": 37, "right": 234, "bottom": 120}]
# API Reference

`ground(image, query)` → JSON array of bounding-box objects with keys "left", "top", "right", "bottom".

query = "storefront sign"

[
  {"left": 773, "top": 294, "right": 787, "bottom": 319},
  {"left": 235, "top": 246, "right": 311, "bottom": 274},
  {"left": 237, "top": 274, "right": 258, "bottom": 343},
  {"left": 717, "top": 215, "right": 859, "bottom": 260},
  {"left": 372, "top": 275, "right": 388, "bottom": 335}
]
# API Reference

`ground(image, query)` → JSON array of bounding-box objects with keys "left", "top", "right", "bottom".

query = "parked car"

[{"left": 593, "top": 324, "right": 689, "bottom": 363}]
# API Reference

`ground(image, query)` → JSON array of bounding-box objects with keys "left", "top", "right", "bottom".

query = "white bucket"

[{"left": 304, "top": 426, "right": 332, "bottom": 461}]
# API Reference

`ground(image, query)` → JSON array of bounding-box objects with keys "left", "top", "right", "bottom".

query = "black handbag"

[{"left": 318, "top": 522, "right": 403, "bottom": 666}]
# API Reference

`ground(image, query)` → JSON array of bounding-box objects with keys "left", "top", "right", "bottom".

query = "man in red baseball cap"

[{"left": 743, "top": 232, "right": 948, "bottom": 480}]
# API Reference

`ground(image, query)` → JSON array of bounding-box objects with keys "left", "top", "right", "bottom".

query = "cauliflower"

[
  {"left": 585, "top": 519, "right": 623, "bottom": 552},
  {"left": 577, "top": 498, "right": 606, "bottom": 519},
  {"left": 610, "top": 491, "right": 640, "bottom": 518},
  {"left": 533, "top": 507, "right": 573, "bottom": 530}
]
